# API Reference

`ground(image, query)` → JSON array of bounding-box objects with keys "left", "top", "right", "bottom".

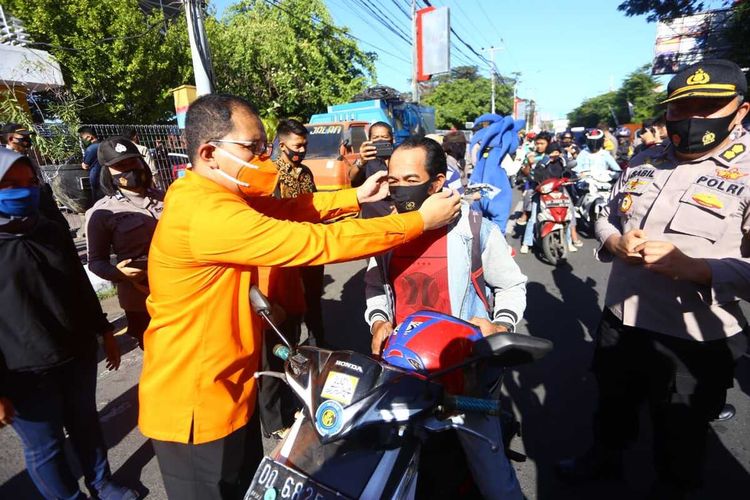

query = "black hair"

[
  {"left": 368, "top": 121, "right": 393, "bottom": 139},
  {"left": 652, "top": 114, "right": 666, "bottom": 127},
  {"left": 122, "top": 127, "right": 138, "bottom": 140},
  {"left": 442, "top": 140, "right": 466, "bottom": 161},
  {"left": 184, "top": 94, "right": 259, "bottom": 163},
  {"left": 395, "top": 136, "right": 447, "bottom": 178},
  {"left": 77, "top": 126, "right": 98, "bottom": 138},
  {"left": 99, "top": 159, "right": 153, "bottom": 197},
  {"left": 276, "top": 119, "right": 308, "bottom": 139},
  {"left": 535, "top": 131, "right": 552, "bottom": 144}
]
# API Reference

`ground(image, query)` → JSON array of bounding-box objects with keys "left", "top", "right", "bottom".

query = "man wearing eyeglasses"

[{"left": 138, "top": 94, "right": 461, "bottom": 499}]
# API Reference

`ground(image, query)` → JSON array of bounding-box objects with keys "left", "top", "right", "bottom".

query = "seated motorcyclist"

[
  {"left": 573, "top": 128, "right": 622, "bottom": 179},
  {"left": 516, "top": 131, "right": 551, "bottom": 226},
  {"left": 520, "top": 144, "right": 582, "bottom": 253},
  {"left": 560, "top": 130, "right": 581, "bottom": 161},
  {"left": 365, "top": 136, "right": 527, "bottom": 500},
  {"left": 614, "top": 127, "right": 634, "bottom": 167}
]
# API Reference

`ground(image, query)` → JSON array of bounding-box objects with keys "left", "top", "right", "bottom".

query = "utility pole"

[
  {"left": 412, "top": 0, "right": 419, "bottom": 103},
  {"left": 511, "top": 71, "right": 521, "bottom": 120},
  {"left": 485, "top": 46, "right": 502, "bottom": 114},
  {"left": 184, "top": 0, "right": 214, "bottom": 96}
]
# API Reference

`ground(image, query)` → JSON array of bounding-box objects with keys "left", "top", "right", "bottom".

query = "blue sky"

[{"left": 211, "top": 0, "right": 727, "bottom": 119}]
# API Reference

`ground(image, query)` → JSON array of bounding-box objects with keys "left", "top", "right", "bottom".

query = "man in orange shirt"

[{"left": 138, "top": 94, "right": 460, "bottom": 499}]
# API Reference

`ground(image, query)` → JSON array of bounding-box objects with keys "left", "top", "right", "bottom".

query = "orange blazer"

[{"left": 138, "top": 171, "right": 422, "bottom": 444}]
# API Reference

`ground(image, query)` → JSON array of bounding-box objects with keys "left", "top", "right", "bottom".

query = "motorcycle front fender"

[{"left": 539, "top": 222, "right": 563, "bottom": 239}]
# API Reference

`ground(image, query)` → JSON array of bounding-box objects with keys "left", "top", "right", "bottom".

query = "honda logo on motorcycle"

[{"left": 334, "top": 360, "right": 364, "bottom": 373}]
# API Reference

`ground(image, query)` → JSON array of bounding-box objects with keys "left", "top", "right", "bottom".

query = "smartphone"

[
  {"left": 372, "top": 140, "right": 394, "bottom": 158},
  {"left": 129, "top": 256, "right": 148, "bottom": 270}
]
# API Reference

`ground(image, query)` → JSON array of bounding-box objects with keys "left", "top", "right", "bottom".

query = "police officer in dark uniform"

[{"left": 557, "top": 59, "right": 750, "bottom": 499}]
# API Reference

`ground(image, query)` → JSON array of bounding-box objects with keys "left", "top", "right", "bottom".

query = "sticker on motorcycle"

[
  {"left": 315, "top": 400, "right": 345, "bottom": 437},
  {"left": 321, "top": 371, "right": 359, "bottom": 405},
  {"left": 619, "top": 193, "right": 633, "bottom": 213}
]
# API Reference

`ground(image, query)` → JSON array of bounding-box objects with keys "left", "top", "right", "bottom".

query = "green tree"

[
  {"left": 209, "top": 0, "right": 375, "bottom": 120},
  {"left": 4, "top": 0, "right": 193, "bottom": 123},
  {"left": 617, "top": 0, "right": 707, "bottom": 22},
  {"left": 422, "top": 68, "right": 513, "bottom": 129},
  {"left": 567, "top": 65, "right": 665, "bottom": 127}
]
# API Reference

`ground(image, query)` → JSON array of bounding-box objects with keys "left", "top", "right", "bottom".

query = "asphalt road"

[{"left": 2, "top": 218, "right": 749, "bottom": 499}]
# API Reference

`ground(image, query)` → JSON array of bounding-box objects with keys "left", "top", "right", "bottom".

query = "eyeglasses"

[{"left": 211, "top": 139, "right": 273, "bottom": 159}]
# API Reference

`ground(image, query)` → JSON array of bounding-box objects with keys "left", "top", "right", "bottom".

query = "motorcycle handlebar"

[{"left": 444, "top": 395, "right": 501, "bottom": 416}]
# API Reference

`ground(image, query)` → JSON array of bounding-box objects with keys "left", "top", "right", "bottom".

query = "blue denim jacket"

[{"left": 365, "top": 206, "right": 527, "bottom": 331}]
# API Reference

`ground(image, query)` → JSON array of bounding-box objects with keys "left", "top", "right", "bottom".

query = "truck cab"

[{"left": 304, "top": 98, "right": 435, "bottom": 190}]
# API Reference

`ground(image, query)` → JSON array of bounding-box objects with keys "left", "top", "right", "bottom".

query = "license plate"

[{"left": 245, "top": 457, "right": 347, "bottom": 500}]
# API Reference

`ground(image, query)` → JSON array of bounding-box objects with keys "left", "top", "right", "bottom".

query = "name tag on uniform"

[{"left": 622, "top": 166, "right": 656, "bottom": 194}]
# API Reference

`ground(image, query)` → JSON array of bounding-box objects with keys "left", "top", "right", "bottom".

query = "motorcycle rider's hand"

[
  {"left": 607, "top": 229, "right": 648, "bottom": 263},
  {"left": 356, "top": 170, "right": 389, "bottom": 204},
  {"left": 418, "top": 189, "right": 461, "bottom": 230},
  {"left": 634, "top": 240, "right": 712, "bottom": 284},
  {"left": 371, "top": 320, "right": 394, "bottom": 354},
  {"left": 0, "top": 397, "right": 15, "bottom": 428},
  {"left": 469, "top": 317, "right": 508, "bottom": 336},
  {"left": 117, "top": 259, "right": 146, "bottom": 282},
  {"left": 359, "top": 141, "right": 377, "bottom": 162}
]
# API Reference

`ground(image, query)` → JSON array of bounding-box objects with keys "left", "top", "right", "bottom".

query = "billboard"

[
  {"left": 417, "top": 6, "right": 450, "bottom": 81},
  {"left": 652, "top": 8, "right": 733, "bottom": 75}
]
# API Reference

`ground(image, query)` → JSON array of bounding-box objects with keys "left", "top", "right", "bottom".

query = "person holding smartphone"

[
  {"left": 348, "top": 121, "right": 394, "bottom": 187},
  {"left": 85, "top": 136, "right": 165, "bottom": 349}
]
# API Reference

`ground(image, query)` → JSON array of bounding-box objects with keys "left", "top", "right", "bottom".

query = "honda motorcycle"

[
  {"left": 572, "top": 170, "right": 618, "bottom": 236},
  {"left": 533, "top": 177, "right": 574, "bottom": 266},
  {"left": 244, "top": 286, "right": 552, "bottom": 500}
]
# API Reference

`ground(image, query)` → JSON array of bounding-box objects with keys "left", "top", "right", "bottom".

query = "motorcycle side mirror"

[
  {"left": 249, "top": 285, "right": 272, "bottom": 315},
  {"left": 249, "top": 286, "right": 293, "bottom": 350}
]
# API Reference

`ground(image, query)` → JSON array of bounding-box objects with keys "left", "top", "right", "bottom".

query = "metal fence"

[
  {"left": 30, "top": 123, "right": 188, "bottom": 193},
  {"left": 79, "top": 124, "right": 188, "bottom": 192}
]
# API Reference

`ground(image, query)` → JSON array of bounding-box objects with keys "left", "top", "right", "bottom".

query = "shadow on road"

[
  {"left": 0, "top": 384, "right": 148, "bottom": 499},
  {"left": 322, "top": 267, "right": 369, "bottom": 354},
  {"left": 510, "top": 263, "right": 750, "bottom": 499}
]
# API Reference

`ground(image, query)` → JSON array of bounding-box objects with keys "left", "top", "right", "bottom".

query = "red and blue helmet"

[{"left": 383, "top": 311, "right": 483, "bottom": 374}]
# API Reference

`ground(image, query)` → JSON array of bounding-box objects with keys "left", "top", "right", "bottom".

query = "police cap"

[{"left": 662, "top": 59, "right": 747, "bottom": 104}]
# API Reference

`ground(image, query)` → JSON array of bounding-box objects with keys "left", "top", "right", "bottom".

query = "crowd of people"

[{"left": 0, "top": 58, "right": 749, "bottom": 500}]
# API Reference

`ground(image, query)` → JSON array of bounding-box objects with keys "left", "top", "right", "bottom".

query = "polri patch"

[{"left": 619, "top": 193, "right": 633, "bottom": 213}]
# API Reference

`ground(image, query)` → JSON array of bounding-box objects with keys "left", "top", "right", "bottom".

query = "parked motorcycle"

[
  {"left": 572, "top": 170, "right": 619, "bottom": 236},
  {"left": 245, "top": 287, "right": 553, "bottom": 500},
  {"left": 533, "top": 177, "right": 575, "bottom": 266}
]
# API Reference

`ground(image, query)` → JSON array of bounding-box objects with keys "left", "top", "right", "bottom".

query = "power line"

[
  {"left": 350, "top": 0, "right": 411, "bottom": 44},
  {"left": 262, "top": 0, "right": 411, "bottom": 64}
]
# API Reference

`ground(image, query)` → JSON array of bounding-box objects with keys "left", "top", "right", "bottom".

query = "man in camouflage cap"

[{"left": 557, "top": 59, "right": 750, "bottom": 498}]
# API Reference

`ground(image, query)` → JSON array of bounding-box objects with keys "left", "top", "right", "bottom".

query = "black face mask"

[
  {"left": 284, "top": 146, "right": 306, "bottom": 163},
  {"left": 666, "top": 109, "right": 738, "bottom": 155},
  {"left": 113, "top": 169, "right": 149, "bottom": 190},
  {"left": 389, "top": 180, "right": 433, "bottom": 213}
]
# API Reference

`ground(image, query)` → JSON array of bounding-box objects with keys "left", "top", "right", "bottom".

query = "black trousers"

[
  {"left": 591, "top": 309, "right": 747, "bottom": 489},
  {"left": 152, "top": 411, "right": 263, "bottom": 500},
  {"left": 258, "top": 317, "right": 303, "bottom": 436},
  {"left": 124, "top": 310, "right": 150, "bottom": 349}
]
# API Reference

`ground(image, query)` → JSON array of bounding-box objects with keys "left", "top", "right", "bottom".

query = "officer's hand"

[
  {"left": 356, "top": 170, "right": 389, "bottom": 204},
  {"left": 0, "top": 397, "right": 15, "bottom": 428},
  {"left": 360, "top": 141, "right": 377, "bottom": 162},
  {"left": 469, "top": 317, "right": 509, "bottom": 337},
  {"left": 418, "top": 189, "right": 461, "bottom": 230},
  {"left": 608, "top": 230, "right": 648, "bottom": 263},
  {"left": 371, "top": 320, "right": 394, "bottom": 354},
  {"left": 634, "top": 240, "right": 712, "bottom": 284}
]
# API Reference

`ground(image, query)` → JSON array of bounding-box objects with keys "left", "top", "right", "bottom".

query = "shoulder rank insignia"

[
  {"left": 716, "top": 167, "right": 748, "bottom": 180},
  {"left": 720, "top": 143, "right": 746, "bottom": 162}
]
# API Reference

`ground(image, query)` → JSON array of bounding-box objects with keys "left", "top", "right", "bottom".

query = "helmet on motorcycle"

[
  {"left": 526, "top": 131, "right": 536, "bottom": 141},
  {"left": 383, "top": 311, "right": 483, "bottom": 393},
  {"left": 585, "top": 129, "right": 605, "bottom": 152},
  {"left": 615, "top": 127, "right": 631, "bottom": 138}
]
